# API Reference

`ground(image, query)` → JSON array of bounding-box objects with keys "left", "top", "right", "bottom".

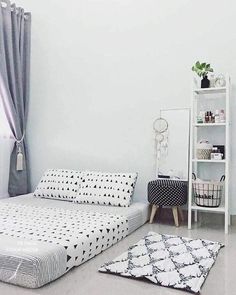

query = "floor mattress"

[
  {"left": 0, "top": 194, "right": 149, "bottom": 288},
  {"left": 5, "top": 194, "right": 149, "bottom": 234}
]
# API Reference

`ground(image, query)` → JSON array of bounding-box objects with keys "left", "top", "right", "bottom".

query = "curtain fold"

[{"left": 0, "top": 0, "right": 31, "bottom": 196}]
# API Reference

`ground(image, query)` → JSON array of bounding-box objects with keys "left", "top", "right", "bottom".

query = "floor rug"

[{"left": 99, "top": 231, "right": 223, "bottom": 293}]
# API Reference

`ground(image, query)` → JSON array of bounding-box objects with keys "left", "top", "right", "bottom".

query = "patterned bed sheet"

[{"left": 0, "top": 202, "right": 129, "bottom": 288}]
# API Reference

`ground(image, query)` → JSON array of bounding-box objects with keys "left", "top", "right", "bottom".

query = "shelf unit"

[{"left": 188, "top": 74, "right": 230, "bottom": 234}]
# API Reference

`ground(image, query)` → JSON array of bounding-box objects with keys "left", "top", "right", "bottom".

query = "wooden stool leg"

[
  {"left": 149, "top": 205, "right": 158, "bottom": 224},
  {"left": 177, "top": 206, "right": 184, "bottom": 222},
  {"left": 172, "top": 207, "right": 179, "bottom": 227}
]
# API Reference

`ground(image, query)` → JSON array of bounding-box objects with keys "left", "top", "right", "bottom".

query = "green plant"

[{"left": 192, "top": 61, "right": 213, "bottom": 78}]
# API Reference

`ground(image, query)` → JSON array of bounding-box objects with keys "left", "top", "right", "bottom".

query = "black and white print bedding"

[
  {"left": 34, "top": 169, "right": 82, "bottom": 201},
  {"left": 75, "top": 171, "right": 138, "bottom": 207},
  {"left": 99, "top": 231, "right": 223, "bottom": 293},
  {"left": 0, "top": 202, "right": 129, "bottom": 288}
]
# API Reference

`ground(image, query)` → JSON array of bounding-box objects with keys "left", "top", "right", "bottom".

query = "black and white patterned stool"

[{"left": 148, "top": 179, "right": 188, "bottom": 226}]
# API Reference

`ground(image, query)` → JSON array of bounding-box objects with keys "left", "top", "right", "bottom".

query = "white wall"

[
  {"left": 158, "top": 109, "right": 190, "bottom": 181},
  {"left": 17, "top": 0, "right": 236, "bottom": 212}
]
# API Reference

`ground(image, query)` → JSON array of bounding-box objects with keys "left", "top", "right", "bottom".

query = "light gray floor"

[{"left": 0, "top": 220, "right": 235, "bottom": 295}]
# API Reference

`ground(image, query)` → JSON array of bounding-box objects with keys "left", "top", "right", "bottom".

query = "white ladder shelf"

[{"left": 188, "top": 74, "right": 231, "bottom": 234}]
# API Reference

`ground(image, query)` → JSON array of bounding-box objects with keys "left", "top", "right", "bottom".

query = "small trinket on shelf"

[
  {"left": 215, "top": 110, "right": 220, "bottom": 123},
  {"left": 220, "top": 110, "right": 225, "bottom": 123}
]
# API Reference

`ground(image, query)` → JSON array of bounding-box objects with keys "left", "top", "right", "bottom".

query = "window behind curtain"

[
  {"left": 0, "top": 97, "right": 12, "bottom": 138},
  {"left": 0, "top": 96, "right": 14, "bottom": 197}
]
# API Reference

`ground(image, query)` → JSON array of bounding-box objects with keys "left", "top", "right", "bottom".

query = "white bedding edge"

[
  {"left": 0, "top": 235, "right": 66, "bottom": 288},
  {"left": 0, "top": 195, "right": 149, "bottom": 288}
]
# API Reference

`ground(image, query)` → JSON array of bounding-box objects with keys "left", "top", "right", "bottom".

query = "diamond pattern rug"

[{"left": 99, "top": 232, "right": 223, "bottom": 293}]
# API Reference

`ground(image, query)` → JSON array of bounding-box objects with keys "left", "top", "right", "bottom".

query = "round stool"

[{"left": 148, "top": 179, "right": 188, "bottom": 226}]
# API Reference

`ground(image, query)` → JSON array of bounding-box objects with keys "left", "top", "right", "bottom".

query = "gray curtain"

[{"left": 0, "top": 0, "right": 31, "bottom": 196}]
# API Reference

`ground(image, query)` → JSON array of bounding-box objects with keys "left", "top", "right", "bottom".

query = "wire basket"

[{"left": 192, "top": 174, "right": 225, "bottom": 208}]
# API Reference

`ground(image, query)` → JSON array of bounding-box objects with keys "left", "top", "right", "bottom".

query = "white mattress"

[
  {"left": 3, "top": 194, "right": 149, "bottom": 234},
  {"left": 0, "top": 194, "right": 149, "bottom": 288}
]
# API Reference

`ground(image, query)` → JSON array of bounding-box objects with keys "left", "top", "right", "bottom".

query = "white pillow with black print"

[
  {"left": 74, "top": 171, "right": 138, "bottom": 207},
  {"left": 34, "top": 169, "right": 82, "bottom": 201}
]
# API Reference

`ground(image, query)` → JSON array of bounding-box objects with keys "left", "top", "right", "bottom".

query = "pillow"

[
  {"left": 74, "top": 171, "right": 138, "bottom": 207},
  {"left": 34, "top": 169, "right": 82, "bottom": 201}
]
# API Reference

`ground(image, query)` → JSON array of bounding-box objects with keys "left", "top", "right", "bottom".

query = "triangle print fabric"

[
  {"left": 0, "top": 203, "right": 129, "bottom": 272},
  {"left": 99, "top": 232, "right": 224, "bottom": 293}
]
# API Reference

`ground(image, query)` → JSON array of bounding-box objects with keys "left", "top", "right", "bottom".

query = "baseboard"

[{"left": 151, "top": 207, "right": 236, "bottom": 226}]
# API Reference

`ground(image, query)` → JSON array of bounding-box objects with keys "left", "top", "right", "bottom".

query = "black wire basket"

[{"left": 192, "top": 173, "right": 225, "bottom": 208}]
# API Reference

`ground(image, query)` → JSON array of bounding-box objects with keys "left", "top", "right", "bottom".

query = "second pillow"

[{"left": 74, "top": 171, "right": 138, "bottom": 207}]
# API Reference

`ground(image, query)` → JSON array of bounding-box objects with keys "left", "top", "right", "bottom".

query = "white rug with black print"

[{"left": 99, "top": 231, "right": 223, "bottom": 293}]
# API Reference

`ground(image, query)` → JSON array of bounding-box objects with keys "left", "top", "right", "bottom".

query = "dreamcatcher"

[{"left": 153, "top": 117, "right": 169, "bottom": 178}]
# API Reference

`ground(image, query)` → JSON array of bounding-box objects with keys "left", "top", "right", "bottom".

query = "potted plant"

[{"left": 192, "top": 61, "right": 213, "bottom": 88}]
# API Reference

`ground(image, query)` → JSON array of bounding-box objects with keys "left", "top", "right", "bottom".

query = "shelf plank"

[
  {"left": 194, "top": 87, "right": 226, "bottom": 94},
  {"left": 191, "top": 204, "right": 225, "bottom": 213},
  {"left": 194, "top": 123, "right": 226, "bottom": 127},
  {"left": 192, "top": 159, "right": 226, "bottom": 163}
]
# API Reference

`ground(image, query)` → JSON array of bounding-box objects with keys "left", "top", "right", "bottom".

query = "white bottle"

[{"left": 214, "top": 110, "right": 220, "bottom": 123}]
